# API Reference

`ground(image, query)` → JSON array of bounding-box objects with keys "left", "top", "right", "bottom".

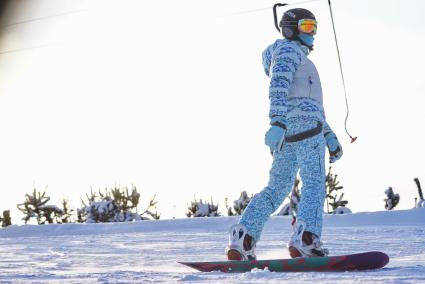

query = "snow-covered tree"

[
  {"left": 60, "top": 199, "right": 74, "bottom": 224},
  {"left": 384, "top": 187, "right": 400, "bottom": 210},
  {"left": 186, "top": 197, "right": 220, "bottom": 217},
  {"left": 326, "top": 167, "right": 351, "bottom": 214},
  {"left": 1, "top": 210, "right": 12, "bottom": 227},
  {"left": 225, "top": 191, "right": 252, "bottom": 216},
  {"left": 79, "top": 198, "right": 122, "bottom": 223},
  {"left": 17, "top": 188, "right": 65, "bottom": 224},
  {"left": 78, "top": 185, "right": 159, "bottom": 223}
]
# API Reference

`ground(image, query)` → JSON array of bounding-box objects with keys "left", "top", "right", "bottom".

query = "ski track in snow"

[{"left": 0, "top": 209, "right": 424, "bottom": 283}]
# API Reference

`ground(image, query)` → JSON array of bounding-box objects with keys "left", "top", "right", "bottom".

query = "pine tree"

[
  {"left": 78, "top": 188, "right": 97, "bottom": 223},
  {"left": 325, "top": 167, "right": 348, "bottom": 213},
  {"left": 17, "top": 188, "right": 64, "bottom": 224},
  {"left": 60, "top": 199, "right": 74, "bottom": 223},
  {"left": 225, "top": 191, "right": 252, "bottom": 216},
  {"left": 1, "top": 210, "right": 12, "bottom": 227},
  {"left": 140, "top": 194, "right": 160, "bottom": 220}
]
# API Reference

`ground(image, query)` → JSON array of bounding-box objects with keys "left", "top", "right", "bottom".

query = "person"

[{"left": 225, "top": 7, "right": 343, "bottom": 260}]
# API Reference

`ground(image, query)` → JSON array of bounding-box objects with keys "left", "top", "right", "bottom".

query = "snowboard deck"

[{"left": 179, "top": 251, "right": 389, "bottom": 273}]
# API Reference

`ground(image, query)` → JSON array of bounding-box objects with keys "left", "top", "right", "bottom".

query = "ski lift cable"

[
  {"left": 220, "top": 0, "right": 322, "bottom": 18},
  {"left": 327, "top": 0, "right": 357, "bottom": 143},
  {"left": 0, "top": 9, "right": 87, "bottom": 30},
  {"left": 0, "top": 43, "right": 59, "bottom": 55}
]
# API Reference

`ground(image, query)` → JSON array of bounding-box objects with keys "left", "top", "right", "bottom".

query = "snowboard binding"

[
  {"left": 288, "top": 221, "right": 329, "bottom": 258},
  {"left": 225, "top": 224, "right": 256, "bottom": 261}
]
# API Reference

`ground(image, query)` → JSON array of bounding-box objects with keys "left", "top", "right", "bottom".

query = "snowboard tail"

[{"left": 179, "top": 251, "right": 389, "bottom": 273}]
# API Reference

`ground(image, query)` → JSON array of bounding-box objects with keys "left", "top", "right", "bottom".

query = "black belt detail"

[
  {"left": 271, "top": 121, "right": 287, "bottom": 129},
  {"left": 285, "top": 122, "right": 323, "bottom": 143}
]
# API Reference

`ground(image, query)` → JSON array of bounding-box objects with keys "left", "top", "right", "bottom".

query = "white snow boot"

[
  {"left": 287, "top": 221, "right": 329, "bottom": 258},
  {"left": 225, "top": 224, "right": 256, "bottom": 261}
]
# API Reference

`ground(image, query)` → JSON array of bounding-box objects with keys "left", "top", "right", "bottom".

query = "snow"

[
  {"left": 333, "top": 206, "right": 352, "bottom": 214},
  {"left": 196, "top": 202, "right": 210, "bottom": 217},
  {"left": 0, "top": 208, "right": 425, "bottom": 283}
]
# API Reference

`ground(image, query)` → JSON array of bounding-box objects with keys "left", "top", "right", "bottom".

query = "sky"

[{"left": 0, "top": 0, "right": 424, "bottom": 223}]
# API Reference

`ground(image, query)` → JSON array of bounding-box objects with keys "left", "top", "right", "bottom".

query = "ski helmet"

[{"left": 279, "top": 8, "right": 316, "bottom": 40}]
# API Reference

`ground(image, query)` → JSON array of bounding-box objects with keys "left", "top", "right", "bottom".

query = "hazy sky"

[{"left": 0, "top": 0, "right": 424, "bottom": 223}]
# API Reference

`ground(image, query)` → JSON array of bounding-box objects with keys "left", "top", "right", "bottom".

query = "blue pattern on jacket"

[
  {"left": 262, "top": 39, "right": 307, "bottom": 118},
  {"left": 262, "top": 39, "right": 334, "bottom": 134}
]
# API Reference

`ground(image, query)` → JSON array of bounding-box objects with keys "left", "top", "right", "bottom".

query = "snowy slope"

[{"left": 0, "top": 208, "right": 424, "bottom": 283}]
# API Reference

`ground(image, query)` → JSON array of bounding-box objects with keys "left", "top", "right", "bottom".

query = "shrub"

[
  {"left": 226, "top": 191, "right": 252, "bottom": 216},
  {"left": 384, "top": 187, "right": 400, "bottom": 210},
  {"left": 78, "top": 185, "right": 160, "bottom": 223},
  {"left": 0, "top": 210, "right": 12, "bottom": 227},
  {"left": 186, "top": 197, "right": 220, "bottom": 217}
]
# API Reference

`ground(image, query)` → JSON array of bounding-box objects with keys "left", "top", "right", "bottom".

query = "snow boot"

[
  {"left": 288, "top": 221, "right": 329, "bottom": 258},
  {"left": 225, "top": 224, "right": 256, "bottom": 261}
]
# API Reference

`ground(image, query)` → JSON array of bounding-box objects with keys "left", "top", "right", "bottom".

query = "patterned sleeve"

[
  {"left": 268, "top": 42, "right": 304, "bottom": 119},
  {"left": 322, "top": 119, "right": 333, "bottom": 136},
  {"left": 262, "top": 48, "right": 272, "bottom": 77},
  {"left": 320, "top": 109, "right": 334, "bottom": 137}
]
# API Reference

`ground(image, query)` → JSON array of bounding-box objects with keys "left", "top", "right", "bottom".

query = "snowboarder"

[{"left": 226, "top": 7, "right": 343, "bottom": 260}]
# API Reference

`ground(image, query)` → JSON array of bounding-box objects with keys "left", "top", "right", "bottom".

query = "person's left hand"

[{"left": 325, "top": 132, "right": 343, "bottom": 163}]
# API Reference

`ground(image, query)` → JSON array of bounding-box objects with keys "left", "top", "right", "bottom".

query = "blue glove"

[
  {"left": 265, "top": 117, "right": 287, "bottom": 153},
  {"left": 325, "top": 132, "right": 343, "bottom": 163}
]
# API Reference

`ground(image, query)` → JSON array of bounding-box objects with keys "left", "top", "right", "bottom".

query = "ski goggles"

[{"left": 298, "top": 19, "right": 317, "bottom": 35}]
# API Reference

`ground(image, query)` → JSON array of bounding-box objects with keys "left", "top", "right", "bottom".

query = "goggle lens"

[{"left": 298, "top": 19, "right": 317, "bottom": 35}]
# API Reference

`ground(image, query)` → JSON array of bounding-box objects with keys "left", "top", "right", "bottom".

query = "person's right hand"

[{"left": 265, "top": 117, "right": 287, "bottom": 153}]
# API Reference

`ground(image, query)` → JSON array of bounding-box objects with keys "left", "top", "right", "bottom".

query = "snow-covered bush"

[
  {"left": 78, "top": 186, "right": 159, "bottom": 223},
  {"left": 186, "top": 198, "right": 220, "bottom": 217},
  {"left": 226, "top": 191, "right": 252, "bottom": 216},
  {"left": 384, "top": 187, "right": 400, "bottom": 210},
  {"left": 0, "top": 210, "right": 12, "bottom": 227},
  {"left": 334, "top": 206, "right": 352, "bottom": 214},
  {"left": 81, "top": 199, "right": 119, "bottom": 223},
  {"left": 17, "top": 188, "right": 65, "bottom": 224}
]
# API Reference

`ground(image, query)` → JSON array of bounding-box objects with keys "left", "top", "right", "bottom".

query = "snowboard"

[{"left": 179, "top": 251, "right": 389, "bottom": 273}]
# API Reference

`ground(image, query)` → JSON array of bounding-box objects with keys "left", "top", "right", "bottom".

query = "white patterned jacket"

[{"left": 262, "top": 38, "right": 333, "bottom": 134}]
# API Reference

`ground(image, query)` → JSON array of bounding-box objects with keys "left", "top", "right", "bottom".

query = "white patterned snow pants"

[{"left": 240, "top": 118, "right": 326, "bottom": 241}]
